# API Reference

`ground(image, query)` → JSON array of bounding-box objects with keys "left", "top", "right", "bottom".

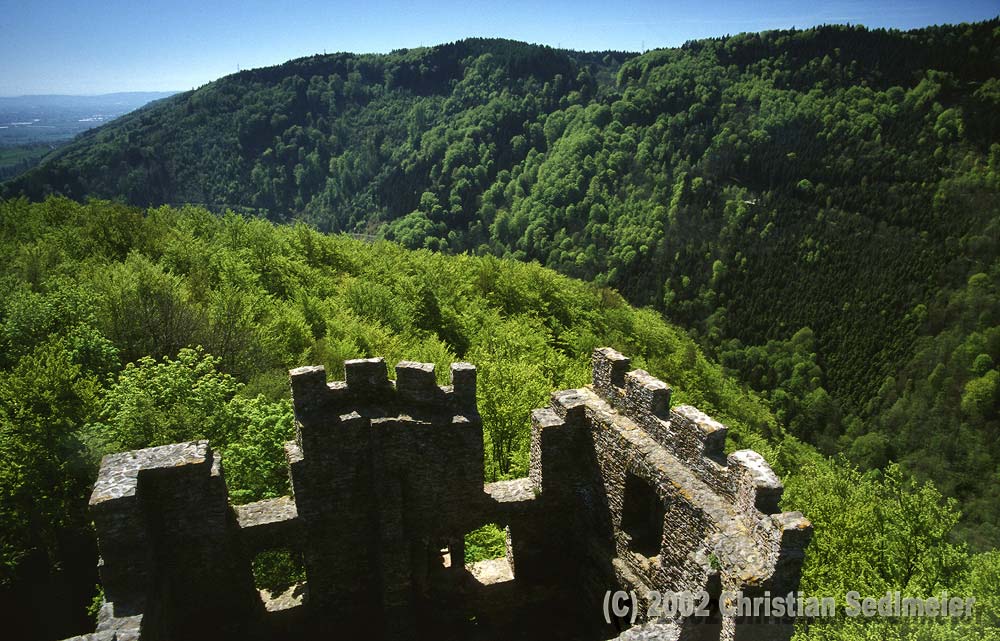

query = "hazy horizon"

[
  {"left": 0, "top": 91, "right": 181, "bottom": 99},
  {"left": 2, "top": 0, "right": 997, "bottom": 95}
]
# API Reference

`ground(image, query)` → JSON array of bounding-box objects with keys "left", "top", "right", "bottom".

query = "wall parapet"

[
  {"left": 528, "top": 347, "right": 813, "bottom": 639},
  {"left": 288, "top": 357, "right": 477, "bottom": 420},
  {"left": 64, "top": 349, "right": 809, "bottom": 641}
]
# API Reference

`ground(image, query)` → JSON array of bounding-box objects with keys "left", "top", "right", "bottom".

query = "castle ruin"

[{"left": 64, "top": 348, "right": 811, "bottom": 641}]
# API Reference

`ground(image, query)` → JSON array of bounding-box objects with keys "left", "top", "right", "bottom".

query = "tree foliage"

[
  {"left": 4, "top": 26, "right": 999, "bottom": 542},
  {"left": 0, "top": 197, "right": 996, "bottom": 638},
  {"left": 2, "top": 22, "right": 1000, "bottom": 639}
]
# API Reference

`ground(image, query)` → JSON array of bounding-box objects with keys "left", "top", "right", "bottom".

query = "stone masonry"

[{"left": 62, "top": 348, "right": 811, "bottom": 641}]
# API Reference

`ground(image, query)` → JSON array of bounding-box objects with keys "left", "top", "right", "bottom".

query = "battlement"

[
  {"left": 289, "top": 357, "right": 476, "bottom": 412},
  {"left": 65, "top": 350, "right": 810, "bottom": 641},
  {"left": 531, "top": 348, "right": 811, "bottom": 638},
  {"left": 592, "top": 347, "right": 785, "bottom": 517}
]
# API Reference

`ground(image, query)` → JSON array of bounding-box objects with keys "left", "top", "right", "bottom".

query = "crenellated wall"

[
  {"left": 284, "top": 357, "right": 484, "bottom": 638},
  {"left": 62, "top": 349, "right": 810, "bottom": 641},
  {"left": 530, "top": 348, "right": 812, "bottom": 641}
]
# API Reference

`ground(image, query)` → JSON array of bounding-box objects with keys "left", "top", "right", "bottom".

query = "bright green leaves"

[
  {"left": 464, "top": 524, "right": 507, "bottom": 564},
  {"left": 469, "top": 315, "right": 563, "bottom": 480},
  {"left": 783, "top": 458, "right": 1000, "bottom": 640},
  {"left": 90, "top": 253, "right": 202, "bottom": 364},
  {"left": 961, "top": 370, "right": 999, "bottom": 421},
  {"left": 94, "top": 347, "right": 243, "bottom": 450},
  {"left": 784, "top": 460, "right": 966, "bottom": 599},
  {"left": 0, "top": 336, "right": 102, "bottom": 586},
  {"left": 220, "top": 396, "right": 294, "bottom": 504},
  {"left": 2, "top": 194, "right": 1000, "bottom": 639},
  {"left": 92, "top": 347, "right": 294, "bottom": 503}
]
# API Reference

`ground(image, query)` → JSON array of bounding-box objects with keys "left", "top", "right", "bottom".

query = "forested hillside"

[
  {"left": 1, "top": 198, "right": 998, "bottom": 640},
  {"left": 6, "top": 23, "right": 999, "bottom": 547}
]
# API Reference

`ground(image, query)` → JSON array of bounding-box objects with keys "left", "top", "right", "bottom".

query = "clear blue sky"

[{"left": 1, "top": 0, "right": 996, "bottom": 95}]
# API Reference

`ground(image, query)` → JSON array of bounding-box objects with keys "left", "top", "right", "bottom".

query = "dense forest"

[
  {"left": 2, "top": 20, "right": 1000, "bottom": 640},
  {"left": 5, "top": 23, "right": 999, "bottom": 549},
  {"left": 0, "top": 144, "right": 57, "bottom": 182},
  {"left": 0, "top": 197, "right": 998, "bottom": 640}
]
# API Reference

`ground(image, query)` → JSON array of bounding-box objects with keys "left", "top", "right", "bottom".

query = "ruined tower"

[{"left": 64, "top": 348, "right": 810, "bottom": 641}]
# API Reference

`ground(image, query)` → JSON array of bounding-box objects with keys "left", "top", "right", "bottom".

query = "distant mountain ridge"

[
  {"left": 0, "top": 92, "right": 178, "bottom": 104},
  {"left": 0, "top": 91, "right": 180, "bottom": 148}
]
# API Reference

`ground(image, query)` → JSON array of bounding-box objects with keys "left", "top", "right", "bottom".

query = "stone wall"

[
  {"left": 62, "top": 349, "right": 810, "bottom": 641},
  {"left": 285, "top": 358, "right": 484, "bottom": 638},
  {"left": 529, "top": 348, "right": 812, "bottom": 640}
]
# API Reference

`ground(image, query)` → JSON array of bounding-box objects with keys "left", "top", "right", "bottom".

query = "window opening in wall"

[
  {"left": 621, "top": 472, "right": 665, "bottom": 557},
  {"left": 252, "top": 547, "right": 306, "bottom": 602},
  {"left": 465, "top": 523, "right": 514, "bottom": 585}
]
